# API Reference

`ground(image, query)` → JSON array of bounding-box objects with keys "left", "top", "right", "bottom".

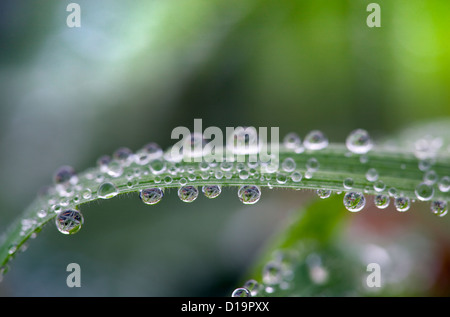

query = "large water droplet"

[
  {"left": 346, "top": 129, "right": 373, "bottom": 154},
  {"left": 343, "top": 177, "right": 354, "bottom": 189},
  {"left": 97, "top": 182, "right": 118, "bottom": 199},
  {"left": 394, "top": 197, "right": 410, "bottom": 212},
  {"left": 140, "top": 188, "right": 164, "bottom": 205},
  {"left": 281, "top": 157, "right": 296, "bottom": 172},
  {"left": 202, "top": 185, "right": 221, "bottom": 199},
  {"left": 415, "top": 182, "right": 434, "bottom": 201},
  {"left": 304, "top": 130, "right": 328, "bottom": 150},
  {"left": 178, "top": 186, "right": 199, "bottom": 203},
  {"left": 55, "top": 209, "right": 84, "bottom": 234},
  {"left": 343, "top": 192, "right": 365, "bottom": 212},
  {"left": 238, "top": 185, "right": 261, "bottom": 205},
  {"left": 430, "top": 200, "right": 448, "bottom": 217},
  {"left": 374, "top": 194, "right": 390, "bottom": 209},
  {"left": 290, "top": 171, "right": 302, "bottom": 183}
]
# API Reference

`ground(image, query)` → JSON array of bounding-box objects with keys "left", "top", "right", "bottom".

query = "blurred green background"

[{"left": 0, "top": 0, "right": 449, "bottom": 296}]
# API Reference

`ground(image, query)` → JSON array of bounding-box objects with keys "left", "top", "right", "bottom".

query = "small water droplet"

[
  {"left": 423, "top": 170, "right": 438, "bottom": 185},
  {"left": 281, "top": 157, "right": 296, "bottom": 172},
  {"left": 343, "top": 192, "right": 365, "bottom": 212},
  {"left": 238, "top": 185, "right": 261, "bottom": 205},
  {"left": 55, "top": 209, "right": 84, "bottom": 234},
  {"left": 276, "top": 173, "right": 287, "bottom": 184},
  {"left": 430, "top": 200, "right": 448, "bottom": 217},
  {"left": 306, "top": 158, "right": 319, "bottom": 172},
  {"left": 97, "top": 182, "right": 118, "bottom": 199},
  {"left": 343, "top": 178, "right": 354, "bottom": 189},
  {"left": 140, "top": 188, "right": 164, "bottom": 205},
  {"left": 317, "top": 189, "right": 331, "bottom": 199},
  {"left": 438, "top": 176, "right": 450, "bottom": 192},
  {"left": 366, "top": 168, "right": 378, "bottom": 182},
  {"left": 262, "top": 262, "right": 282, "bottom": 285},
  {"left": 373, "top": 180, "right": 385, "bottom": 192},
  {"left": 243, "top": 279, "right": 261, "bottom": 296},
  {"left": 388, "top": 187, "right": 398, "bottom": 198},
  {"left": 283, "top": 132, "right": 302, "bottom": 150},
  {"left": 149, "top": 159, "right": 167, "bottom": 175},
  {"left": 164, "top": 175, "right": 173, "bottom": 184},
  {"left": 97, "top": 155, "right": 112, "bottom": 172},
  {"left": 394, "top": 197, "right": 410, "bottom": 212},
  {"left": 290, "top": 171, "right": 302, "bottom": 183},
  {"left": 106, "top": 161, "right": 123, "bottom": 177},
  {"left": 113, "top": 147, "right": 133, "bottom": 165},
  {"left": 374, "top": 194, "right": 390, "bottom": 209},
  {"left": 231, "top": 288, "right": 251, "bottom": 297},
  {"left": 415, "top": 182, "right": 434, "bottom": 201},
  {"left": 135, "top": 142, "right": 163, "bottom": 165},
  {"left": 53, "top": 166, "right": 77, "bottom": 185},
  {"left": 418, "top": 158, "right": 433, "bottom": 172},
  {"left": 178, "top": 186, "right": 199, "bottom": 203},
  {"left": 346, "top": 129, "right": 373, "bottom": 154},
  {"left": 304, "top": 130, "right": 328, "bottom": 150},
  {"left": 239, "top": 169, "right": 249, "bottom": 180},
  {"left": 37, "top": 209, "right": 47, "bottom": 218},
  {"left": 202, "top": 185, "right": 222, "bottom": 199}
]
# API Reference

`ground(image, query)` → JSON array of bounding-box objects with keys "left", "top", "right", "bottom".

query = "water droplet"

[
  {"left": 415, "top": 182, "right": 434, "bottom": 201},
  {"left": 423, "top": 170, "right": 438, "bottom": 185},
  {"left": 317, "top": 189, "right": 331, "bottom": 199},
  {"left": 238, "top": 185, "right": 261, "bottom": 205},
  {"left": 306, "top": 158, "right": 319, "bottom": 172},
  {"left": 53, "top": 166, "right": 77, "bottom": 185},
  {"left": 239, "top": 170, "right": 249, "bottom": 180},
  {"left": 394, "top": 197, "right": 410, "bottom": 212},
  {"left": 140, "top": 188, "right": 164, "bottom": 205},
  {"left": 366, "top": 168, "right": 378, "bottom": 182},
  {"left": 430, "top": 200, "right": 448, "bottom": 217},
  {"left": 438, "top": 176, "right": 450, "bottom": 192},
  {"left": 243, "top": 279, "right": 261, "bottom": 296},
  {"left": 262, "top": 262, "right": 282, "bottom": 285},
  {"left": 164, "top": 176, "right": 173, "bottom": 184},
  {"left": 374, "top": 180, "right": 385, "bottom": 192},
  {"left": 202, "top": 185, "right": 221, "bottom": 199},
  {"left": 227, "top": 127, "right": 259, "bottom": 155},
  {"left": 113, "top": 147, "right": 133, "bottom": 165},
  {"left": 106, "top": 161, "right": 123, "bottom": 178},
  {"left": 55, "top": 209, "right": 83, "bottom": 234},
  {"left": 304, "top": 130, "right": 328, "bottom": 150},
  {"left": 343, "top": 192, "right": 365, "bottom": 212},
  {"left": 374, "top": 194, "right": 390, "bottom": 209},
  {"left": 220, "top": 161, "right": 233, "bottom": 171},
  {"left": 149, "top": 159, "right": 167, "bottom": 175},
  {"left": 231, "top": 288, "right": 251, "bottom": 297},
  {"left": 283, "top": 133, "right": 302, "bottom": 152},
  {"left": 97, "top": 155, "right": 112, "bottom": 172},
  {"left": 178, "top": 186, "right": 199, "bottom": 203},
  {"left": 388, "top": 187, "right": 398, "bottom": 198},
  {"left": 418, "top": 158, "right": 433, "bottom": 172},
  {"left": 290, "top": 171, "right": 302, "bottom": 182},
  {"left": 343, "top": 177, "right": 354, "bottom": 189},
  {"left": 281, "top": 157, "right": 296, "bottom": 172},
  {"left": 97, "top": 182, "right": 118, "bottom": 199},
  {"left": 276, "top": 173, "right": 287, "bottom": 184},
  {"left": 37, "top": 210, "right": 47, "bottom": 218},
  {"left": 346, "top": 129, "right": 373, "bottom": 154},
  {"left": 135, "top": 142, "right": 163, "bottom": 165}
]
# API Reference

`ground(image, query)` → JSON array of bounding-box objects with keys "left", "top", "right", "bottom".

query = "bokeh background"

[{"left": 0, "top": 0, "right": 449, "bottom": 296}]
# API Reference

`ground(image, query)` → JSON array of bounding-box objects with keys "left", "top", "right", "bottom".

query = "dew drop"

[
  {"left": 365, "top": 168, "right": 378, "bottom": 182},
  {"left": 317, "top": 189, "right": 331, "bottom": 199},
  {"left": 238, "top": 185, "right": 261, "bottom": 205},
  {"left": 140, "top": 188, "right": 164, "bottom": 205},
  {"left": 135, "top": 142, "right": 163, "bottom": 165},
  {"left": 149, "top": 159, "right": 167, "bottom": 175},
  {"left": 388, "top": 187, "right": 398, "bottom": 198},
  {"left": 283, "top": 132, "right": 302, "bottom": 150},
  {"left": 343, "top": 177, "right": 354, "bottom": 189},
  {"left": 231, "top": 288, "right": 251, "bottom": 297},
  {"left": 97, "top": 155, "right": 112, "bottom": 172},
  {"left": 394, "top": 197, "right": 410, "bottom": 212},
  {"left": 37, "top": 210, "right": 47, "bottom": 218},
  {"left": 239, "top": 169, "right": 249, "bottom": 180},
  {"left": 290, "top": 171, "right": 302, "bottom": 183},
  {"left": 373, "top": 180, "right": 386, "bottom": 192},
  {"left": 304, "top": 130, "right": 328, "bottom": 150},
  {"left": 202, "top": 185, "right": 221, "bottom": 199},
  {"left": 281, "top": 157, "right": 296, "bottom": 172},
  {"left": 82, "top": 188, "right": 92, "bottom": 199},
  {"left": 262, "top": 262, "right": 282, "bottom": 285},
  {"left": 106, "top": 161, "right": 123, "bottom": 178},
  {"left": 306, "top": 158, "right": 319, "bottom": 172},
  {"left": 243, "top": 279, "right": 261, "bottom": 296},
  {"left": 430, "top": 200, "right": 448, "bottom": 217},
  {"left": 164, "top": 176, "right": 173, "bottom": 184},
  {"left": 415, "top": 182, "right": 434, "bottom": 201},
  {"left": 374, "top": 194, "right": 390, "bottom": 209},
  {"left": 423, "top": 170, "right": 438, "bottom": 185},
  {"left": 113, "top": 147, "right": 133, "bottom": 164},
  {"left": 346, "top": 129, "right": 373, "bottom": 154},
  {"left": 55, "top": 209, "right": 84, "bottom": 234},
  {"left": 97, "top": 182, "right": 118, "bottom": 199},
  {"left": 179, "top": 177, "right": 188, "bottom": 186},
  {"left": 53, "top": 165, "right": 77, "bottom": 185},
  {"left": 343, "top": 192, "right": 365, "bottom": 212},
  {"left": 276, "top": 173, "right": 287, "bottom": 184},
  {"left": 438, "top": 176, "right": 450, "bottom": 192},
  {"left": 178, "top": 186, "right": 199, "bottom": 203}
]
